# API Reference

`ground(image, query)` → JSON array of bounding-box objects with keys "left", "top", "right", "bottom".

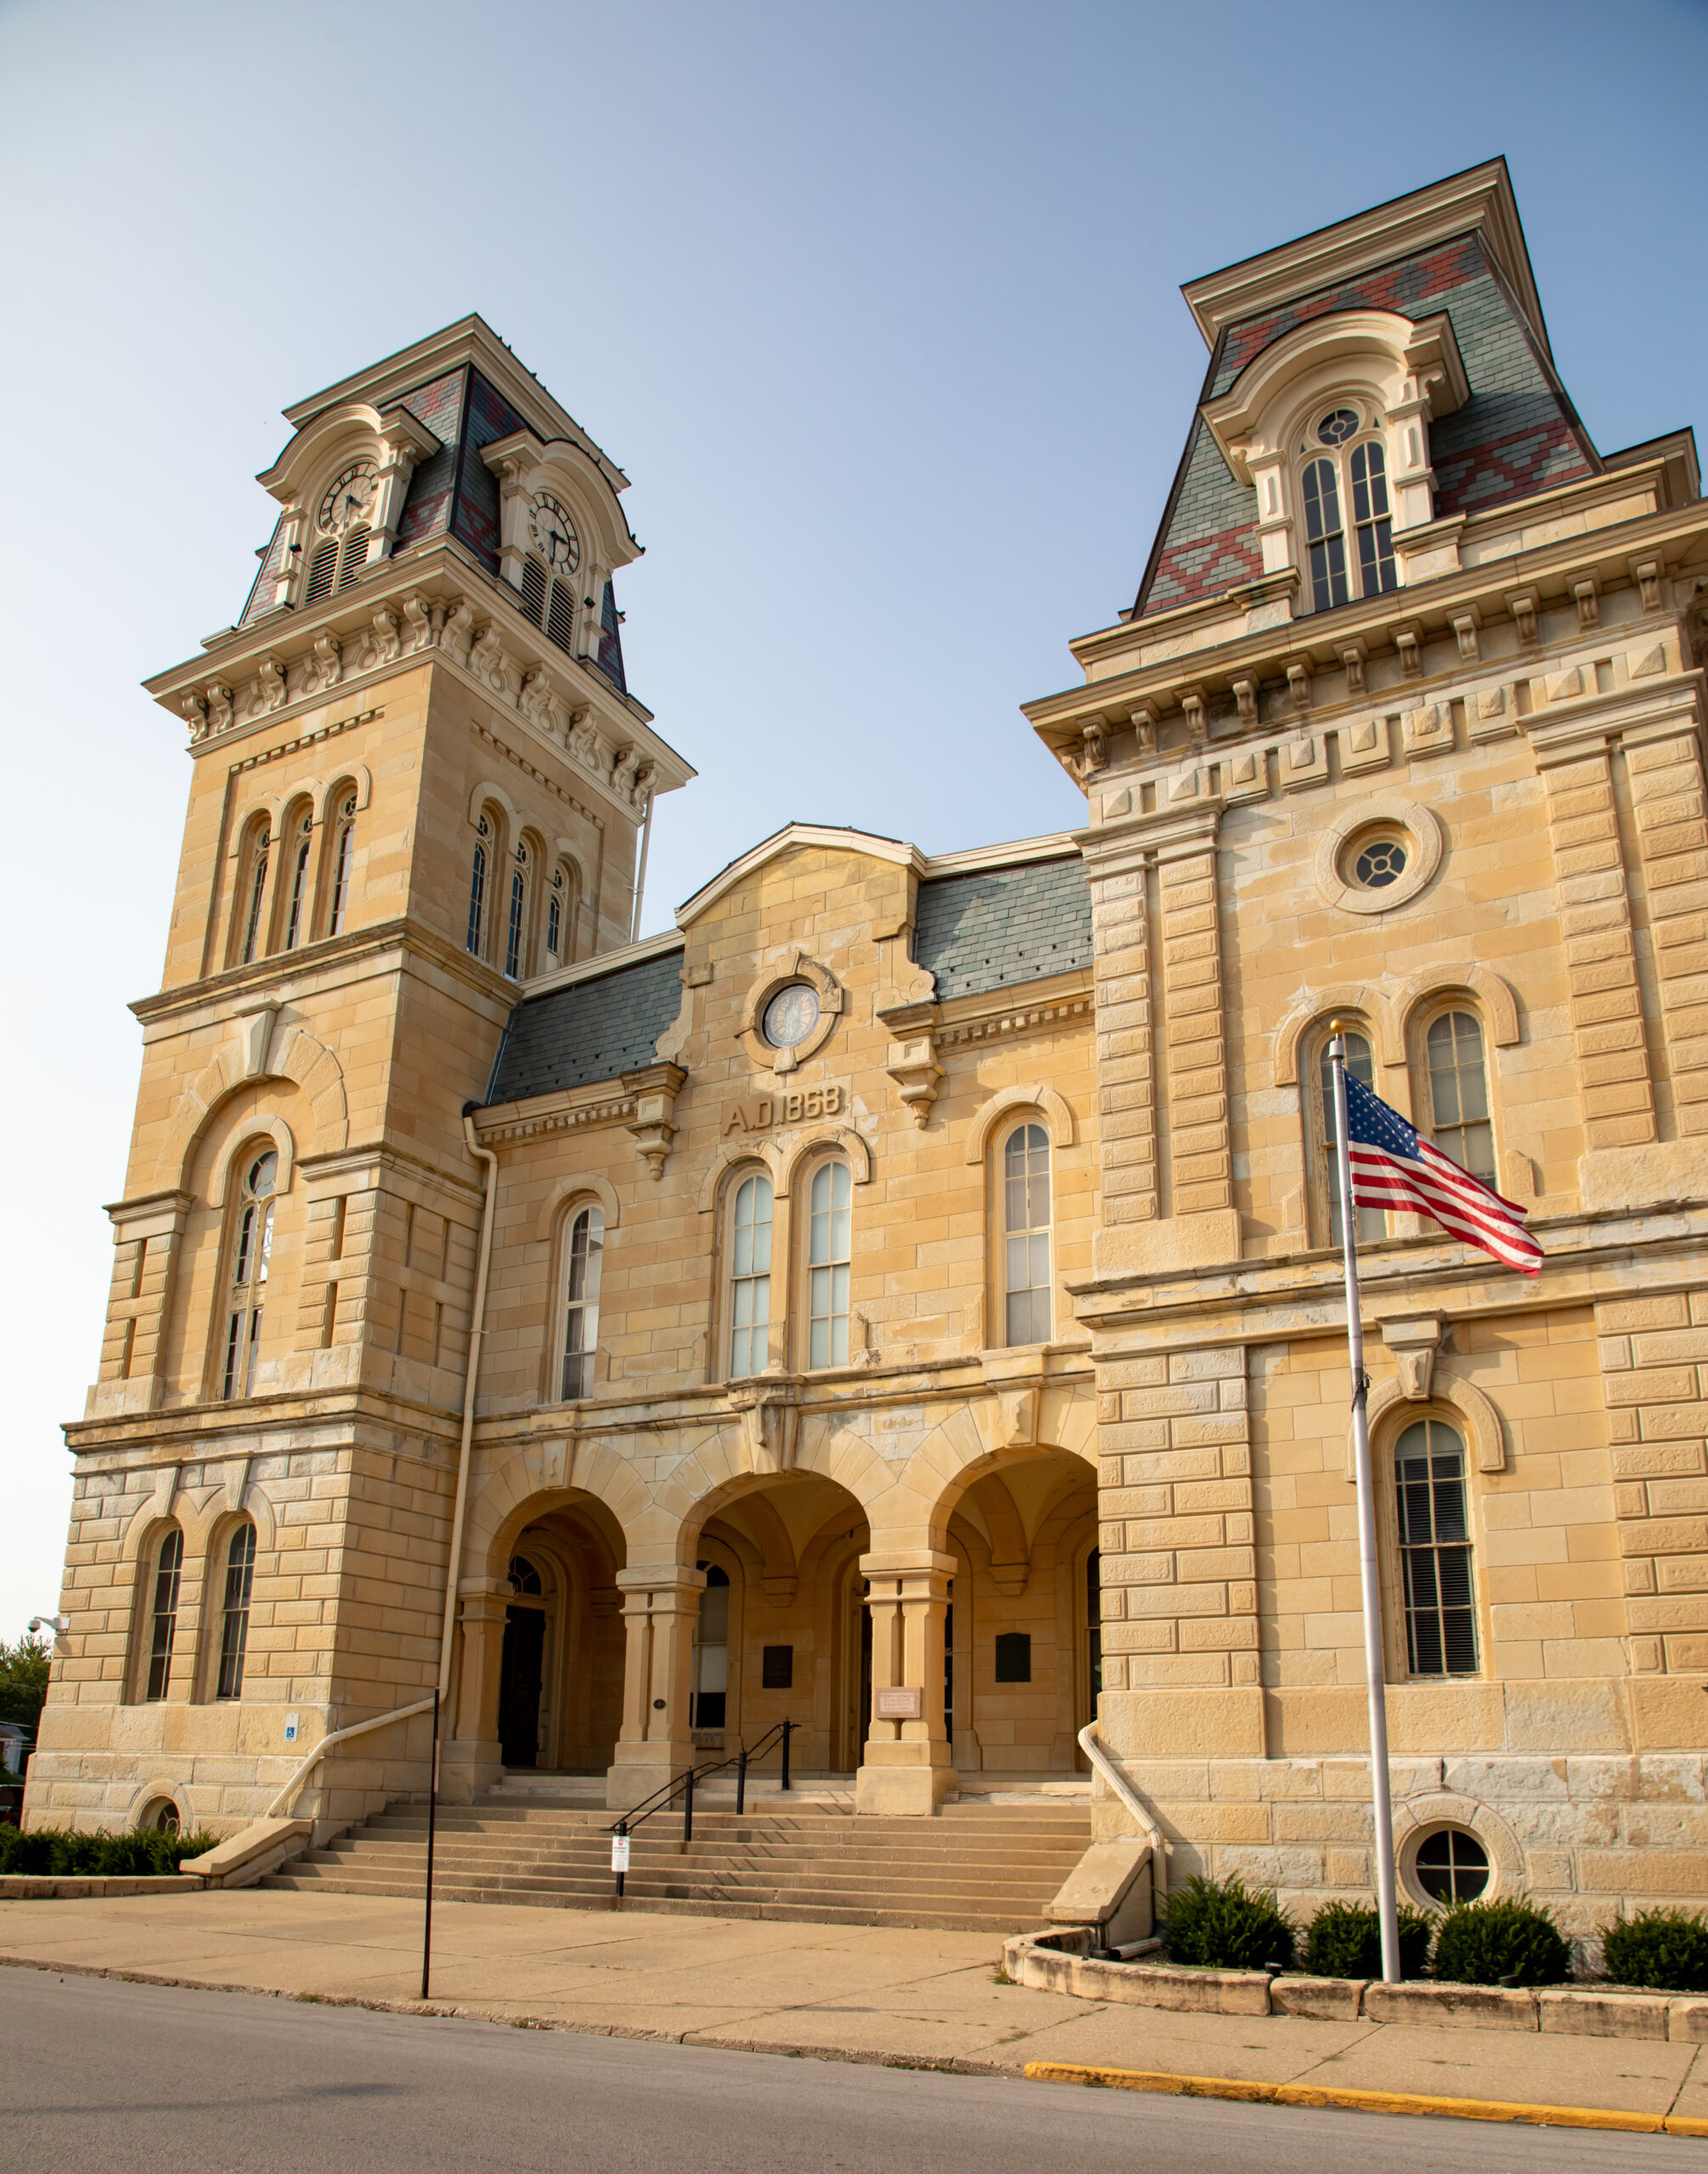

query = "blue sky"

[{"left": 3, "top": 0, "right": 1705, "bottom": 1633}]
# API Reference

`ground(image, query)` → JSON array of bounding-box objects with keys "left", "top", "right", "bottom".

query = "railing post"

[
  {"left": 736, "top": 1744, "right": 747, "bottom": 1816},
  {"left": 781, "top": 1718, "right": 792, "bottom": 1794},
  {"left": 684, "top": 1764, "right": 695, "bottom": 1845}
]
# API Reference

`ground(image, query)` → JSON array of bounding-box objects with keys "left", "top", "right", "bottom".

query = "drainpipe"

[
  {"left": 438, "top": 1108, "right": 500, "bottom": 1702},
  {"left": 1078, "top": 1721, "right": 1170, "bottom": 1927},
  {"left": 629, "top": 788, "right": 655, "bottom": 943}
]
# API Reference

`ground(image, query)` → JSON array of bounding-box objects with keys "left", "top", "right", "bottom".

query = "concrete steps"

[{"left": 263, "top": 1789, "right": 1091, "bottom": 1932}]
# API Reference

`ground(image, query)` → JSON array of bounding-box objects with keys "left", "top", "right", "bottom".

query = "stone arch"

[
  {"left": 868, "top": 1404, "right": 1097, "bottom": 1552},
  {"left": 697, "top": 1138, "right": 783, "bottom": 1213},
  {"left": 467, "top": 779, "right": 521, "bottom": 832},
  {"left": 533, "top": 1172, "right": 621, "bottom": 1242},
  {"left": 207, "top": 1115, "right": 296, "bottom": 1206},
  {"left": 777, "top": 1124, "right": 872, "bottom": 1196},
  {"left": 121, "top": 1473, "right": 182, "bottom": 1565},
  {"left": 1391, "top": 963, "right": 1521, "bottom": 1050},
  {"left": 1392, "top": 1788, "right": 1524, "bottom": 1904},
  {"left": 964, "top": 1083, "right": 1077, "bottom": 1165},
  {"left": 318, "top": 764, "right": 373, "bottom": 819},
  {"left": 466, "top": 1438, "right": 648, "bottom": 1580},
  {"left": 1350, "top": 1373, "right": 1508, "bottom": 1480},
  {"left": 1271, "top": 983, "right": 1401, "bottom": 1084},
  {"left": 155, "top": 1018, "right": 347, "bottom": 1191}
]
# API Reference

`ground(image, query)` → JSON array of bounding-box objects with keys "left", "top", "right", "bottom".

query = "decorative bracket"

[
  {"left": 1381, "top": 1315, "right": 1445, "bottom": 1401},
  {"left": 729, "top": 1386, "right": 799, "bottom": 1475},
  {"left": 622, "top": 1062, "right": 687, "bottom": 1181},
  {"left": 880, "top": 998, "right": 943, "bottom": 1128}
]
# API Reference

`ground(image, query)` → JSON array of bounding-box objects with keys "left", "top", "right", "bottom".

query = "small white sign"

[
  {"left": 284, "top": 1712, "right": 300, "bottom": 1744},
  {"left": 611, "top": 1834, "right": 631, "bottom": 1873}
]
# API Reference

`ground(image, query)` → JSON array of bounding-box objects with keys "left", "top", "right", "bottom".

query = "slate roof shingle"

[
  {"left": 487, "top": 946, "right": 685, "bottom": 1103},
  {"left": 912, "top": 857, "right": 1092, "bottom": 1003}
]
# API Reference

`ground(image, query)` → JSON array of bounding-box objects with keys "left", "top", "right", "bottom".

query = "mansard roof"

[
  {"left": 488, "top": 938, "right": 687, "bottom": 1103},
  {"left": 913, "top": 856, "right": 1091, "bottom": 1001},
  {"left": 1133, "top": 161, "right": 1602, "bottom": 622}
]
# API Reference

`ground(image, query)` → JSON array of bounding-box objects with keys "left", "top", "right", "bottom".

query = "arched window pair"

[
  {"left": 723, "top": 1159, "right": 854, "bottom": 1379},
  {"left": 468, "top": 808, "right": 571, "bottom": 978},
  {"left": 138, "top": 1519, "right": 256, "bottom": 1703},
  {"left": 1310, "top": 1009, "right": 1495, "bottom": 1248},
  {"left": 231, "top": 790, "right": 358, "bottom": 966},
  {"left": 1300, "top": 405, "right": 1397, "bottom": 613}
]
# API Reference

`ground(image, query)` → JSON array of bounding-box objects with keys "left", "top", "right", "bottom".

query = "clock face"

[
  {"left": 317, "top": 461, "right": 378, "bottom": 535},
  {"left": 763, "top": 983, "right": 820, "bottom": 1050},
  {"left": 529, "top": 493, "right": 581, "bottom": 572}
]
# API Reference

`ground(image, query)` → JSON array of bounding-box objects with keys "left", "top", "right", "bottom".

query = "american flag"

[{"left": 1343, "top": 1072, "right": 1542, "bottom": 1277}]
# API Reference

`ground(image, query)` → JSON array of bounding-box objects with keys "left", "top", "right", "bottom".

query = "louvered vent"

[
  {"left": 337, "top": 527, "right": 370, "bottom": 588},
  {"left": 546, "top": 579, "right": 576, "bottom": 653},
  {"left": 520, "top": 557, "right": 547, "bottom": 626},
  {"left": 305, "top": 538, "right": 339, "bottom": 604}
]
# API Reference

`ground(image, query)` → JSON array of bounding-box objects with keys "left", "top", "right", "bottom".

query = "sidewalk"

[{"left": 3, "top": 1890, "right": 1707, "bottom": 2129}]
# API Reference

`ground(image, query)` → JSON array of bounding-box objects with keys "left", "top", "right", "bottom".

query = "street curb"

[{"left": 1022, "top": 2059, "right": 1708, "bottom": 2135}]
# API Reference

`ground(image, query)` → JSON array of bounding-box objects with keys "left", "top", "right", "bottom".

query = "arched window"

[
  {"left": 728, "top": 1172, "right": 774, "bottom": 1378},
  {"left": 327, "top": 791, "right": 358, "bottom": 937},
  {"left": 216, "top": 1522, "right": 256, "bottom": 1699},
  {"left": 806, "top": 1159, "right": 852, "bottom": 1369},
  {"left": 1425, "top": 1011, "right": 1495, "bottom": 1182},
  {"left": 560, "top": 1203, "right": 604, "bottom": 1400},
  {"left": 466, "top": 812, "right": 493, "bottom": 957},
  {"left": 505, "top": 836, "right": 531, "bottom": 979},
  {"left": 222, "top": 1149, "right": 277, "bottom": 1400},
  {"left": 1002, "top": 1123, "right": 1051, "bottom": 1346},
  {"left": 236, "top": 819, "right": 270, "bottom": 966},
  {"left": 1299, "top": 408, "right": 1398, "bottom": 612},
  {"left": 1314, "top": 1027, "right": 1384, "bottom": 1248},
  {"left": 545, "top": 859, "right": 578, "bottom": 966},
  {"left": 144, "top": 1526, "right": 183, "bottom": 1702},
  {"left": 281, "top": 804, "right": 314, "bottom": 951},
  {"left": 691, "top": 1563, "right": 730, "bottom": 1730},
  {"left": 1395, "top": 1417, "right": 1478, "bottom": 1676}
]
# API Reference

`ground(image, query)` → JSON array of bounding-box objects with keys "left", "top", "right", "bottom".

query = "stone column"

[
  {"left": 855, "top": 1549, "right": 955, "bottom": 1814},
  {"left": 441, "top": 1577, "right": 509, "bottom": 1800},
  {"left": 606, "top": 1565, "right": 705, "bottom": 1811}
]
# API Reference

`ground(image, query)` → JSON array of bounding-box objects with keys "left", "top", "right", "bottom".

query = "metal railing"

[{"left": 605, "top": 1718, "right": 795, "bottom": 1896}]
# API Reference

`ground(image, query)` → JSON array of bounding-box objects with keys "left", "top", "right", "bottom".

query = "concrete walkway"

[{"left": 3, "top": 1890, "right": 1707, "bottom": 2128}]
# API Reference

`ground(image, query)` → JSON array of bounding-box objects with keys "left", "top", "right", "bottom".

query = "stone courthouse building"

[{"left": 26, "top": 161, "right": 1708, "bottom": 1935}]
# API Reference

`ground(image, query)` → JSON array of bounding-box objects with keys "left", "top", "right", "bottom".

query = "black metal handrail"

[{"left": 604, "top": 1719, "right": 795, "bottom": 1895}]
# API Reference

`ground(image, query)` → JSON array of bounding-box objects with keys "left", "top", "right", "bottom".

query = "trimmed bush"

[
  {"left": 1431, "top": 1897, "right": 1570, "bottom": 1987},
  {"left": 1164, "top": 1873, "right": 1297, "bottom": 1972},
  {"left": 0, "top": 1824, "right": 219, "bottom": 1878},
  {"left": 1302, "top": 1899, "right": 1434, "bottom": 1980},
  {"left": 1601, "top": 1908, "right": 1708, "bottom": 1993}
]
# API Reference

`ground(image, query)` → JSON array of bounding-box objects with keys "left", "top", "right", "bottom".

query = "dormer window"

[
  {"left": 1299, "top": 408, "right": 1397, "bottom": 613},
  {"left": 305, "top": 459, "right": 379, "bottom": 602}
]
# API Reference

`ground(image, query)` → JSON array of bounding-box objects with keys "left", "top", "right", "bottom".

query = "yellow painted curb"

[{"left": 1022, "top": 2061, "right": 1708, "bottom": 2135}]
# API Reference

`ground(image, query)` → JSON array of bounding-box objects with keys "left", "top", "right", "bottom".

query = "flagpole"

[{"left": 1328, "top": 1027, "right": 1401, "bottom": 1984}]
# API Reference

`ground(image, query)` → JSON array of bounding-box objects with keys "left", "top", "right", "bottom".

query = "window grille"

[
  {"left": 1395, "top": 1418, "right": 1478, "bottom": 1676},
  {"left": 807, "top": 1160, "right": 852, "bottom": 1368},
  {"left": 729, "top": 1174, "right": 773, "bottom": 1377}
]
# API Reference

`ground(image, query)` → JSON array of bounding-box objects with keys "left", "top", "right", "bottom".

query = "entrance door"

[{"left": 499, "top": 1606, "right": 544, "bottom": 1767}]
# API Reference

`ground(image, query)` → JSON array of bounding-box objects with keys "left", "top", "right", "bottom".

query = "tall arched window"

[
  {"left": 1425, "top": 1011, "right": 1495, "bottom": 1182},
  {"left": 466, "top": 813, "right": 493, "bottom": 957},
  {"left": 236, "top": 819, "right": 270, "bottom": 966},
  {"left": 505, "top": 836, "right": 531, "bottom": 978},
  {"left": 728, "top": 1172, "right": 774, "bottom": 1378},
  {"left": 691, "top": 1563, "right": 730, "bottom": 1730},
  {"left": 1315, "top": 1027, "right": 1384, "bottom": 1248},
  {"left": 545, "top": 859, "right": 578, "bottom": 966},
  {"left": 1002, "top": 1123, "right": 1051, "bottom": 1346},
  {"left": 806, "top": 1159, "right": 852, "bottom": 1369},
  {"left": 1395, "top": 1418, "right": 1478, "bottom": 1676},
  {"left": 216, "top": 1522, "right": 256, "bottom": 1699},
  {"left": 560, "top": 1203, "right": 604, "bottom": 1400},
  {"left": 281, "top": 804, "right": 314, "bottom": 951},
  {"left": 222, "top": 1149, "right": 277, "bottom": 1400},
  {"left": 327, "top": 791, "right": 358, "bottom": 937},
  {"left": 1300, "top": 408, "right": 1398, "bottom": 612},
  {"left": 144, "top": 1526, "right": 183, "bottom": 1702}
]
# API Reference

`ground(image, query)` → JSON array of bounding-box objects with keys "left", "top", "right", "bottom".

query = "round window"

[
  {"left": 145, "top": 1799, "right": 181, "bottom": 1835},
  {"left": 1413, "top": 1826, "right": 1489, "bottom": 1903},
  {"left": 762, "top": 983, "right": 820, "bottom": 1049},
  {"left": 1318, "top": 408, "right": 1359, "bottom": 445},
  {"left": 1353, "top": 836, "right": 1408, "bottom": 889}
]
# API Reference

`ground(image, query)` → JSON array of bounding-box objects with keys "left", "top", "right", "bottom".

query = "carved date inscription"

[{"left": 723, "top": 1084, "right": 844, "bottom": 1136}]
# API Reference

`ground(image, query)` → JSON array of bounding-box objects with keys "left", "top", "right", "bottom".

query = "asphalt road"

[{"left": 2, "top": 1968, "right": 1698, "bottom": 2174}]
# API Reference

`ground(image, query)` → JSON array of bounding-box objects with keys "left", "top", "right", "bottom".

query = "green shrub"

[
  {"left": 1164, "top": 1873, "right": 1297, "bottom": 1972},
  {"left": 1431, "top": 1897, "right": 1570, "bottom": 1986},
  {"left": 1601, "top": 1909, "right": 1708, "bottom": 1993},
  {"left": 1302, "top": 1899, "right": 1434, "bottom": 1980},
  {"left": 0, "top": 1824, "right": 219, "bottom": 1878}
]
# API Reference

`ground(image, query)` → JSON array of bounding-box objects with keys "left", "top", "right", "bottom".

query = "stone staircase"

[{"left": 262, "top": 1776, "right": 1092, "bottom": 1932}]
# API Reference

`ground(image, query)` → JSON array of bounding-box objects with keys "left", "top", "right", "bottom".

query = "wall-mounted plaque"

[{"left": 873, "top": 1685, "right": 924, "bottom": 1720}]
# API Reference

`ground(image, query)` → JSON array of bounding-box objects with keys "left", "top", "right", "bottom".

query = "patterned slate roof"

[
  {"left": 487, "top": 946, "right": 685, "bottom": 1102},
  {"left": 912, "top": 858, "right": 1091, "bottom": 1002}
]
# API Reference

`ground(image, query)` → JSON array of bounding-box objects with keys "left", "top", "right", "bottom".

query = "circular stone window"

[
  {"left": 144, "top": 1799, "right": 181, "bottom": 1835},
  {"left": 762, "top": 982, "right": 820, "bottom": 1050},
  {"left": 1351, "top": 833, "right": 1409, "bottom": 890},
  {"left": 1412, "top": 1825, "right": 1490, "bottom": 1904}
]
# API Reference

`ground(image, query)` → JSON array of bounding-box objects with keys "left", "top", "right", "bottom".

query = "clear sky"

[{"left": 3, "top": 0, "right": 1705, "bottom": 1638}]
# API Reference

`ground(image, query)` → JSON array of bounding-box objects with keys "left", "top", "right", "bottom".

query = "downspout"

[
  {"left": 1078, "top": 1721, "right": 1170, "bottom": 1926},
  {"left": 265, "top": 1108, "right": 499, "bottom": 1822},
  {"left": 629, "top": 787, "right": 655, "bottom": 943}
]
